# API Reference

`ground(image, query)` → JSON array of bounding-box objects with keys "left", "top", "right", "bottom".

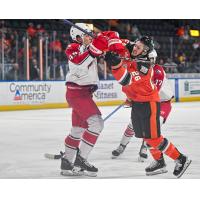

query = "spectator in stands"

[
  {"left": 158, "top": 58, "right": 165, "bottom": 66},
  {"left": 49, "top": 58, "right": 64, "bottom": 80},
  {"left": 97, "top": 57, "right": 113, "bottom": 80},
  {"left": 163, "top": 58, "right": 178, "bottom": 73},
  {"left": 176, "top": 25, "right": 190, "bottom": 41},
  {"left": 30, "top": 58, "right": 39, "bottom": 80},
  {"left": 27, "top": 22, "right": 37, "bottom": 38},
  {"left": 0, "top": 64, "right": 2, "bottom": 80},
  {"left": 97, "top": 57, "right": 106, "bottom": 80},
  {"left": 60, "top": 33, "right": 69, "bottom": 61},
  {"left": 5, "top": 63, "right": 21, "bottom": 80},
  {"left": 36, "top": 24, "right": 45, "bottom": 36},
  {"left": 179, "top": 52, "right": 187, "bottom": 64},
  {"left": 130, "top": 24, "right": 141, "bottom": 41}
]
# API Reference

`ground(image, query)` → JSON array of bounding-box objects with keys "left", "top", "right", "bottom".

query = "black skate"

[
  {"left": 60, "top": 157, "right": 83, "bottom": 176},
  {"left": 111, "top": 144, "right": 126, "bottom": 159},
  {"left": 138, "top": 142, "right": 148, "bottom": 162},
  {"left": 145, "top": 157, "right": 168, "bottom": 176},
  {"left": 173, "top": 154, "right": 192, "bottom": 178},
  {"left": 74, "top": 153, "right": 98, "bottom": 177}
]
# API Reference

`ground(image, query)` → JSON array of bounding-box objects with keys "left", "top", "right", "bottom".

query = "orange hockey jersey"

[{"left": 112, "top": 61, "right": 160, "bottom": 102}]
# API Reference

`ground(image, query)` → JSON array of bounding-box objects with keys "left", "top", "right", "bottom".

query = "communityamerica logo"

[
  {"left": 10, "top": 82, "right": 51, "bottom": 104},
  {"left": 14, "top": 89, "right": 22, "bottom": 101}
]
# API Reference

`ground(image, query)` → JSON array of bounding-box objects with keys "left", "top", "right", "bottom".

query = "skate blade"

[
  {"left": 176, "top": 159, "right": 192, "bottom": 179},
  {"left": 83, "top": 171, "right": 97, "bottom": 177},
  {"left": 138, "top": 156, "right": 147, "bottom": 163},
  {"left": 146, "top": 168, "right": 168, "bottom": 176},
  {"left": 111, "top": 155, "right": 119, "bottom": 159},
  {"left": 60, "top": 169, "right": 84, "bottom": 176}
]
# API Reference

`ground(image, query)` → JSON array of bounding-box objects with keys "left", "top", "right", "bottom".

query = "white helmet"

[
  {"left": 148, "top": 49, "right": 157, "bottom": 64},
  {"left": 70, "top": 23, "right": 92, "bottom": 42}
]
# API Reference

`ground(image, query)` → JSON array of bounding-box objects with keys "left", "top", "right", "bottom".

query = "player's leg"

[
  {"left": 133, "top": 102, "right": 167, "bottom": 175},
  {"left": 112, "top": 121, "right": 135, "bottom": 158},
  {"left": 138, "top": 140, "right": 148, "bottom": 162},
  {"left": 72, "top": 95, "right": 103, "bottom": 176},
  {"left": 145, "top": 136, "right": 192, "bottom": 178},
  {"left": 138, "top": 101, "right": 172, "bottom": 163},
  {"left": 143, "top": 101, "right": 191, "bottom": 178},
  {"left": 61, "top": 109, "right": 87, "bottom": 176}
]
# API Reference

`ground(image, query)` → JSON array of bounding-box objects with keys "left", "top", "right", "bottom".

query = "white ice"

[{"left": 0, "top": 102, "right": 199, "bottom": 179}]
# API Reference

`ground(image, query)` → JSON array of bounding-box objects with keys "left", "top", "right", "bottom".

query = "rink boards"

[{"left": 0, "top": 78, "right": 200, "bottom": 111}]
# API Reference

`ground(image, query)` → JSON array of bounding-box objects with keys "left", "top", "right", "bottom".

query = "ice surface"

[{"left": 0, "top": 102, "right": 199, "bottom": 179}]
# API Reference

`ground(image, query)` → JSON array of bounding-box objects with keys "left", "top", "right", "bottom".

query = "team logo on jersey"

[
  {"left": 14, "top": 90, "right": 22, "bottom": 101},
  {"left": 155, "top": 69, "right": 162, "bottom": 74},
  {"left": 140, "top": 66, "right": 148, "bottom": 74}
]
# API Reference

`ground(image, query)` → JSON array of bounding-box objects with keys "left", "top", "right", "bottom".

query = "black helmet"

[{"left": 139, "top": 36, "right": 154, "bottom": 56}]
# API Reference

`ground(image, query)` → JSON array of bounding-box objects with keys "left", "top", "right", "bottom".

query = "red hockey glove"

[
  {"left": 102, "top": 31, "right": 124, "bottom": 53},
  {"left": 89, "top": 33, "right": 108, "bottom": 57}
]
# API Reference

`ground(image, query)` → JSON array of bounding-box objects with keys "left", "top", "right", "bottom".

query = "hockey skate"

[
  {"left": 138, "top": 142, "right": 148, "bottom": 162},
  {"left": 145, "top": 157, "right": 168, "bottom": 176},
  {"left": 111, "top": 144, "right": 126, "bottom": 159},
  {"left": 74, "top": 152, "right": 98, "bottom": 177},
  {"left": 173, "top": 154, "right": 192, "bottom": 178},
  {"left": 60, "top": 157, "right": 83, "bottom": 176}
]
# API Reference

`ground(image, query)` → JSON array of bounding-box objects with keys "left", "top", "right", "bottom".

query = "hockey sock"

[
  {"left": 149, "top": 148, "right": 163, "bottom": 160},
  {"left": 79, "top": 114, "right": 103, "bottom": 159},
  {"left": 145, "top": 135, "right": 180, "bottom": 160},
  {"left": 79, "top": 129, "right": 99, "bottom": 159},
  {"left": 120, "top": 124, "right": 135, "bottom": 146},
  {"left": 64, "top": 134, "right": 81, "bottom": 163},
  {"left": 64, "top": 127, "right": 84, "bottom": 163}
]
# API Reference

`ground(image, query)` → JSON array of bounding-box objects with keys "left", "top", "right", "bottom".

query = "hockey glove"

[
  {"left": 89, "top": 33, "right": 108, "bottom": 57},
  {"left": 124, "top": 98, "right": 132, "bottom": 108},
  {"left": 104, "top": 51, "right": 121, "bottom": 69},
  {"left": 101, "top": 31, "right": 124, "bottom": 53}
]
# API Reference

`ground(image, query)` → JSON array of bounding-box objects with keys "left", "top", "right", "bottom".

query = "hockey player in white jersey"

[
  {"left": 61, "top": 23, "right": 124, "bottom": 176},
  {"left": 61, "top": 23, "right": 106, "bottom": 177}
]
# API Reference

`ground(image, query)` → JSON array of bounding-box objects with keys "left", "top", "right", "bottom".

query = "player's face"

[
  {"left": 132, "top": 41, "right": 144, "bottom": 57},
  {"left": 83, "top": 34, "right": 93, "bottom": 45}
]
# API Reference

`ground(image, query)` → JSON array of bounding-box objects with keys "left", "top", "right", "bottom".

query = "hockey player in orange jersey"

[
  {"left": 111, "top": 48, "right": 175, "bottom": 176},
  {"left": 105, "top": 36, "right": 191, "bottom": 178}
]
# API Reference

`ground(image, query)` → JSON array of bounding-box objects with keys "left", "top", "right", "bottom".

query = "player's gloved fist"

[
  {"left": 124, "top": 98, "right": 132, "bottom": 107},
  {"left": 136, "top": 60, "right": 151, "bottom": 75},
  {"left": 102, "top": 31, "right": 124, "bottom": 53},
  {"left": 104, "top": 51, "right": 121, "bottom": 69},
  {"left": 89, "top": 33, "right": 108, "bottom": 57},
  {"left": 108, "top": 33, "right": 124, "bottom": 53}
]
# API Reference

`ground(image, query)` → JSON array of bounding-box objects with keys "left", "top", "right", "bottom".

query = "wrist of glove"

[
  {"left": 104, "top": 51, "right": 121, "bottom": 69},
  {"left": 136, "top": 60, "right": 151, "bottom": 75},
  {"left": 108, "top": 35, "right": 124, "bottom": 53},
  {"left": 88, "top": 33, "right": 108, "bottom": 57}
]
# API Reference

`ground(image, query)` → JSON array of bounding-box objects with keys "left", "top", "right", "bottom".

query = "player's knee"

[
  {"left": 87, "top": 114, "right": 104, "bottom": 133},
  {"left": 144, "top": 135, "right": 164, "bottom": 148},
  {"left": 71, "top": 127, "right": 85, "bottom": 138}
]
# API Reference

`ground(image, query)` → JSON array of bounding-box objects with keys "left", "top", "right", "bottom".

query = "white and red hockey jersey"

[
  {"left": 65, "top": 43, "right": 99, "bottom": 86},
  {"left": 153, "top": 64, "right": 174, "bottom": 102}
]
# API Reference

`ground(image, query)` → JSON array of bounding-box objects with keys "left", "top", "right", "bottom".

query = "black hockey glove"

[
  {"left": 136, "top": 60, "right": 151, "bottom": 75},
  {"left": 104, "top": 51, "right": 121, "bottom": 69}
]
